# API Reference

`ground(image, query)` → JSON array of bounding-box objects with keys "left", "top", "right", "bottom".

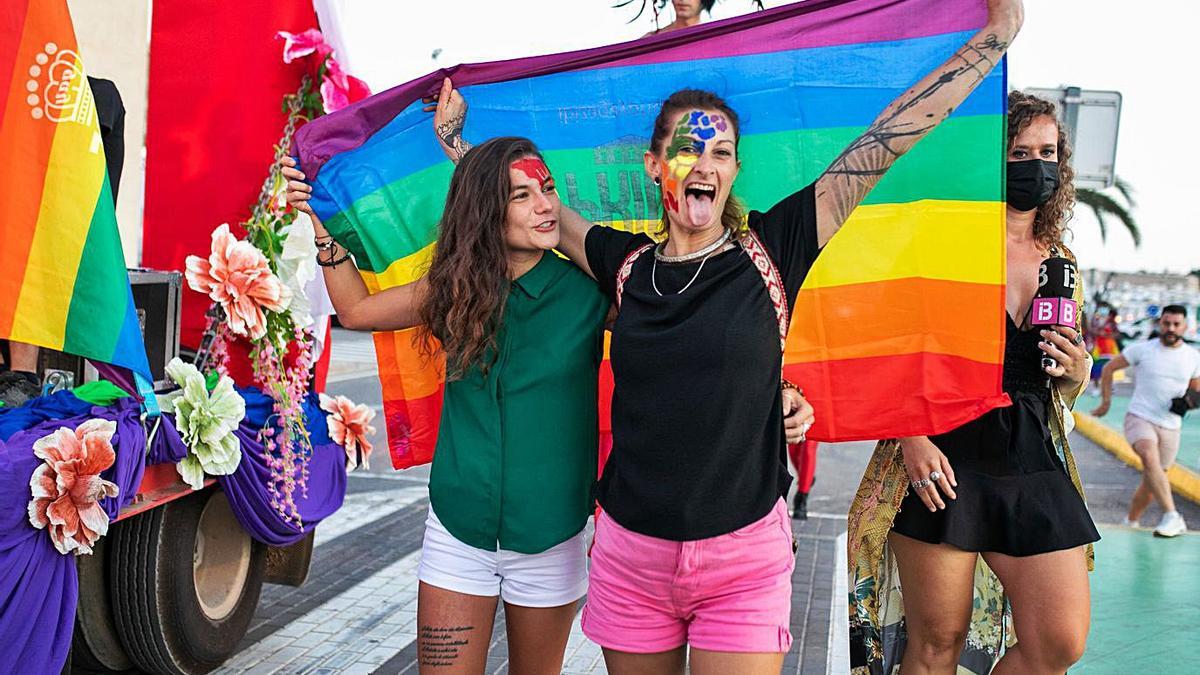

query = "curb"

[{"left": 1073, "top": 412, "right": 1200, "bottom": 506}]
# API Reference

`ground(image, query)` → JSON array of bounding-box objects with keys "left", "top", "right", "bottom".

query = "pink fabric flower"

[
  {"left": 186, "top": 224, "right": 291, "bottom": 340},
  {"left": 319, "top": 394, "right": 376, "bottom": 470},
  {"left": 27, "top": 419, "right": 120, "bottom": 556},
  {"left": 276, "top": 28, "right": 369, "bottom": 113},
  {"left": 276, "top": 29, "right": 332, "bottom": 64},
  {"left": 320, "top": 59, "right": 371, "bottom": 113}
]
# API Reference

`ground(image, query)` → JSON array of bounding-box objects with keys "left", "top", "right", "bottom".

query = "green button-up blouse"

[{"left": 428, "top": 252, "right": 608, "bottom": 554}]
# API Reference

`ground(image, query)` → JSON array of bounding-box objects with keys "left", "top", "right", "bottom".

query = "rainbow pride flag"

[
  {"left": 0, "top": 0, "right": 150, "bottom": 380},
  {"left": 296, "top": 0, "right": 1008, "bottom": 465}
]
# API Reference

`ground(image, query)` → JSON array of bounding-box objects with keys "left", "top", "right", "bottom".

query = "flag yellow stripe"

[
  {"left": 805, "top": 200, "right": 1004, "bottom": 289},
  {"left": 360, "top": 241, "right": 435, "bottom": 291},
  {"left": 10, "top": 62, "right": 104, "bottom": 348}
]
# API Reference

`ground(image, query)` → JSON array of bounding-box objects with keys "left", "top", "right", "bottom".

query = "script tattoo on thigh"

[
  {"left": 418, "top": 625, "right": 474, "bottom": 667},
  {"left": 818, "top": 32, "right": 1009, "bottom": 226}
]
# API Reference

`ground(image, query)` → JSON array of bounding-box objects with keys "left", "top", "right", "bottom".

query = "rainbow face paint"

[
  {"left": 660, "top": 109, "right": 734, "bottom": 220},
  {"left": 511, "top": 157, "right": 553, "bottom": 190}
]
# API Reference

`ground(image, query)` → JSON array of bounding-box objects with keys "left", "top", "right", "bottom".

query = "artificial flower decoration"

[
  {"left": 185, "top": 224, "right": 292, "bottom": 340},
  {"left": 276, "top": 28, "right": 332, "bottom": 63},
  {"left": 319, "top": 393, "right": 376, "bottom": 471},
  {"left": 276, "top": 210, "right": 319, "bottom": 330},
  {"left": 162, "top": 358, "right": 247, "bottom": 490},
  {"left": 276, "top": 28, "right": 369, "bottom": 113},
  {"left": 27, "top": 419, "right": 120, "bottom": 555},
  {"left": 319, "top": 59, "right": 371, "bottom": 113}
]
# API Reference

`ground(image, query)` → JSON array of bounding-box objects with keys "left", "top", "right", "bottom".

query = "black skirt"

[{"left": 891, "top": 315, "right": 1100, "bottom": 556}]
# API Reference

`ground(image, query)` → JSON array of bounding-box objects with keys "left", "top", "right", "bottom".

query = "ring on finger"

[
  {"left": 1072, "top": 334, "right": 1084, "bottom": 345},
  {"left": 911, "top": 478, "right": 931, "bottom": 490},
  {"left": 928, "top": 470, "right": 942, "bottom": 482}
]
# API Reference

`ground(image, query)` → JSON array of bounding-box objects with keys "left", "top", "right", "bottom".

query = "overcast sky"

[{"left": 326, "top": 0, "right": 1197, "bottom": 273}]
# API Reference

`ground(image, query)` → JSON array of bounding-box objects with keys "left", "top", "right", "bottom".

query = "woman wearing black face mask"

[{"left": 846, "top": 92, "right": 1099, "bottom": 675}]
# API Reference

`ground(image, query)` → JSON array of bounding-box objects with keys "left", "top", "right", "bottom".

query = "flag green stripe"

[
  {"left": 329, "top": 114, "right": 1002, "bottom": 273},
  {"left": 62, "top": 174, "right": 124, "bottom": 359}
]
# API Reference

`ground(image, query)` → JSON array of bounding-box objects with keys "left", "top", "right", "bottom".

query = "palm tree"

[{"left": 1076, "top": 176, "right": 1141, "bottom": 247}]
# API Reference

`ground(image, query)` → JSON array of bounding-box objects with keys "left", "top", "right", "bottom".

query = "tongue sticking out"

[{"left": 685, "top": 193, "right": 714, "bottom": 228}]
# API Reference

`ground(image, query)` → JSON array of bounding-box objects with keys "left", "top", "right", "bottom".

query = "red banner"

[{"left": 143, "top": 0, "right": 317, "bottom": 348}]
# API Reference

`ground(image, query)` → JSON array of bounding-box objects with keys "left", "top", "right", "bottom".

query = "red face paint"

[{"left": 511, "top": 157, "right": 552, "bottom": 189}]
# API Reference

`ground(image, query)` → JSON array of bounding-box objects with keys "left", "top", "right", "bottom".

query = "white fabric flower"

[
  {"left": 277, "top": 211, "right": 320, "bottom": 330},
  {"left": 161, "top": 358, "right": 246, "bottom": 490}
]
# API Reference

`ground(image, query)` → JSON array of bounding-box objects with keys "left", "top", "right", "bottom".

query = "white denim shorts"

[{"left": 417, "top": 507, "right": 588, "bottom": 607}]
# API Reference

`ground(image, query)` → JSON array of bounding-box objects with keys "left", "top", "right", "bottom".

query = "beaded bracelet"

[
  {"left": 781, "top": 379, "right": 804, "bottom": 397},
  {"left": 316, "top": 241, "right": 351, "bottom": 267}
]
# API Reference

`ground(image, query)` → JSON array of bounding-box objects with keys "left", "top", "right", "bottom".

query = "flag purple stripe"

[
  {"left": 602, "top": 0, "right": 982, "bottom": 69},
  {"left": 294, "top": 0, "right": 984, "bottom": 178}
]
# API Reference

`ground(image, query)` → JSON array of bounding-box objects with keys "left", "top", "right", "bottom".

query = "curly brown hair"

[
  {"left": 649, "top": 89, "right": 746, "bottom": 239},
  {"left": 1007, "top": 91, "right": 1076, "bottom": 252},
  {"left": 417, "top": 137, "right": 542, "bottom": 379}
]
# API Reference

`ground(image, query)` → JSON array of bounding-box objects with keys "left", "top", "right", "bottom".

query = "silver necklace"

[
  {"left": 653, "top": 229, "right": 731, "bottom": 263},
  {"left": 651, "top": 230, "right": 732, "bottom": 296}
]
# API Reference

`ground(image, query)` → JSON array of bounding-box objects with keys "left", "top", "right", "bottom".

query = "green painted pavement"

[
  {"left": 1077, "top": 525, "right": 1200, "bottom": 673},
  {"left": 1077, "top": 392, "right": 1200, "bottom": 470}
]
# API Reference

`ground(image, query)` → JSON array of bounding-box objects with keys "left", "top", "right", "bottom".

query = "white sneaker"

[
  {"left": 1153, "top": 511, "right": 1187, "bottom": 538},
  {"left": 1122, "top": 516, "right": 1139, "bottom": 528}
]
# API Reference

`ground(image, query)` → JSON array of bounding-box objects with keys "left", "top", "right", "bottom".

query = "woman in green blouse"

[{"left": 286, "top": 137, "right": 606, "bottom": 674}]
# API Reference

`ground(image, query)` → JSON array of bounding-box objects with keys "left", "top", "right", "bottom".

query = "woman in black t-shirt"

[{"left": 430, "top": 2, "right": 1024, "bottom": 670}]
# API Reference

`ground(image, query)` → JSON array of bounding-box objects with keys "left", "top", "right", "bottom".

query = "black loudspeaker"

[{"left": 128, "top": 269, "right": 182, "bottom": 389}]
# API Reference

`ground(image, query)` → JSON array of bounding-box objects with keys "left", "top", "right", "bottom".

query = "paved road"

[{"left": 213, "top": 329, "right": 1199, "bottom": 675}]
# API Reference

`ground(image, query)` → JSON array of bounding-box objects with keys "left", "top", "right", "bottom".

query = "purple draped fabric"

[
  {"left": 218, "top": 437, "right": 347, "bottom": 547},
  {"left": 0, "top": 421, "right": 83, "bottom": 675},
  {"left": 0, "top": 387, "right": 347, "bottom": 672},
  {"left": 219, "top": 389, "right": 346, "bottom": 546}
]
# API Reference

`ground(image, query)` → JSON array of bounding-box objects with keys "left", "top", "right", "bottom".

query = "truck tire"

[
  {"left": 109, "top": 487, "right": 265, "bottom": 674},
  {"left": 72, "top": 535, "right": 133, "bottom": 672}
]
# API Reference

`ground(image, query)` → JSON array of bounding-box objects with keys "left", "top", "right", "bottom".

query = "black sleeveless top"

[{"left": 890, "top": 312, "right": 1100, "bottom": 555}]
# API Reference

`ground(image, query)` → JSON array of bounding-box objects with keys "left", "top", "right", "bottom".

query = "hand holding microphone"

[{"left": 1031, "top": 257, "right": 1089, "bottom": 391}]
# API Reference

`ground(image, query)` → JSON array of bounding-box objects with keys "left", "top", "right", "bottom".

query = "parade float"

[{"left": 0, "top": 3, "right": 371, "bottom": 672}]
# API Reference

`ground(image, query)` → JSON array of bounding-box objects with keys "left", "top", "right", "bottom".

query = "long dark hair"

[
  {"left": 648, "top": 88, "right": 746, "bottom": 238},
  {"left": 1008, "top": 91, "right": 1076, "bottom": 252},
  {"left": 418, "top": 137, "right": 543, "bottom": 379}
]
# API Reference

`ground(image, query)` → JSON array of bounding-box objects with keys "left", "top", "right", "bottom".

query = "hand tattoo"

[{"left": 436, "top": 113, "right": 472, "bottom": 162}]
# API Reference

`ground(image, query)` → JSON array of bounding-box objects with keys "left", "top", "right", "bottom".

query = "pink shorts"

[{"left": 581, "top": 498, "right": 795, "bottom": 653}]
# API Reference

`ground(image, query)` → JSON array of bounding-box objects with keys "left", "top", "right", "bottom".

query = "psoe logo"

[{"left": 24, "top": 41, "right": 94, "bottom": 126}]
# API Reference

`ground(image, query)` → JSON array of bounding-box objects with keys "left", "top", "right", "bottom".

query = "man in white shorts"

[{"left": 1093, "top": 305, "right": 1200, "bottom": 537}]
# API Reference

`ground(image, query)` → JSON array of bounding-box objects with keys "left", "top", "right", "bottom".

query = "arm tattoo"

[
  {"left": 436, "top": 113, "right": 472, "bottom": 163},
  {"left": 818, "top": 32, "right": 1010, "bottom": 227},
  {"left": 419, "top": 624, "right": 474, "bottom": 667}
]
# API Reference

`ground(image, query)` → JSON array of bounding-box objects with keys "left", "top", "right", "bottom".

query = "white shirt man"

[{"left": 1093, "top": 306, "right": 1200, "bottom": 537}]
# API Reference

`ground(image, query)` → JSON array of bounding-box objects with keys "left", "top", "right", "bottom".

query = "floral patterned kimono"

[{"left": 846, "top": 248, "right": 1094, "bottom": 674}]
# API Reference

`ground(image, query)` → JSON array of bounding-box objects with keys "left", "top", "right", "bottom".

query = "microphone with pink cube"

[{"left": 1031, "top": 256, "right": 1079, "bottom": 371}]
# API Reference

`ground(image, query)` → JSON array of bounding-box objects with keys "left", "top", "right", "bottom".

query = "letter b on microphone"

[
  {"left": 1031, "top": 257, "right": 1078, "bottom": 328},
  {"left": 1032, "top": 256, "right": 1079, "bottom": 371},
  {"left": 1031, "top": 296, "right": 1077, "bottom": 326}
]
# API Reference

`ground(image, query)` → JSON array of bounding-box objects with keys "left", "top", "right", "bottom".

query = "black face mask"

[{"left": 1006, "top": 159, "right": 1059, "bottom": 212}]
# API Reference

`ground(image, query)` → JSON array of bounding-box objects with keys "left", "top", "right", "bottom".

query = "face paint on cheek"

[
  {"left": 511, "top": 157, "right": 552, "bottom": 189},
  {"left": 661, "top": 155, "right": 698, "bottom": 214},
  {"left": 661, "top": 111, "right": 709, "bottom": 214}
]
